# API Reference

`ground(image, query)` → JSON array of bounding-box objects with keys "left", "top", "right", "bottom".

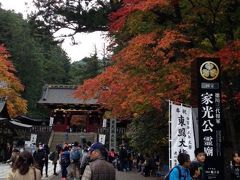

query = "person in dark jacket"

[
  {"left": 137, "top": 153, "right": 145, "bottom": 172},
  {"left": 43, "top": 144, "right": 50, "bottom": 177},
  {"left": 33, "top": 144, "right": 45, "bottom": 176},
  {"left": 119, "top": 146, "right": 128, "bottom": 171},
  {"left": 82, "top": 142, "right": 115, "bottom": 180},
  {"left": 191, "top": 148, "right": 207, "bottom": 180},
  {"left": 4, "top": 143, "right": 12, "bottom": 163},
  {"left": 143, "top": 154, "right": 156, "bottom": 177},
  {"left": 60, "top": 146, "right": 70, "bottom": 180},
  {"left": 190, "top": 162, "right": 202, "bottom": 180}
]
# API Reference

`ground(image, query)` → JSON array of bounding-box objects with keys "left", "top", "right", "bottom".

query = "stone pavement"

[
  {"left": 50, "top": 170, "right": 160, "bottom": 180},
  {"left": 115, "top": 171, "right": 160, "bottom": 180},
  {"left": 0, "top": 161, "right": 61, "bottom": 180},
  {"left": 0, "top": 163, "right": 162, "bottom": 180}
]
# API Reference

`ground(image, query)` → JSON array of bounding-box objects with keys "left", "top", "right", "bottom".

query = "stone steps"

[{"left": 49, "top": 132, "right": 97, "bottom": 150}]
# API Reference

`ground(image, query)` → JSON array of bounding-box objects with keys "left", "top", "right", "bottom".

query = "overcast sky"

[{"left": 0, "top": 0, "right": 108, "bottom": 62}]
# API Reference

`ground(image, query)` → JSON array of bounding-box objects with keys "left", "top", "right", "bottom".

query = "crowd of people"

[
  {"left": 2, "top": 141, "right": 240, "bottom": 180},
  {"left": 4, "top": 141, "right": 116, "bottom": 180},
  {"left": 115, "top": 146, "right": 163, "bottom": 177},
  {"left": 113, "top": 147, "right": 240, "bottom": 180},
  {"left": 167, "top": 148, "right": 240, "bottom": 180}
]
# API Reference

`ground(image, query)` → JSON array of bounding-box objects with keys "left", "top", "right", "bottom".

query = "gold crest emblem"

[{"left": 200, "top": 61, "right": 219, "bottom": 80}]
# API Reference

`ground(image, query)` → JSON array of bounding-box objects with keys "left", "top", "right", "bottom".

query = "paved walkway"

[
  {"left": 116, "top": 171, "right": 160, "bottom": 180},
  {"left": 0, "top": 163, "right": 161, "bottom": 180},
  {"left": 49, "top": 170, "right": 160, "bottom": 180}
]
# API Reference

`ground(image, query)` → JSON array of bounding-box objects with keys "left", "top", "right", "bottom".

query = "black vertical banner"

[{"left": 197, "top": 58, "right": 224, "bottom": 179}]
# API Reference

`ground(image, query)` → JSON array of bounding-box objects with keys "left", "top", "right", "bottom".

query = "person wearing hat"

[{"left": 81, "top": 142, "right": 115, "bottom": 180}]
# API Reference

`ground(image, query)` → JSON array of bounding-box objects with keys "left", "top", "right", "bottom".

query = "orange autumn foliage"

[
  {"left": 0, "top": 45, "right": 27, "bottom": 118},
  {"left": 75, "top": 30, "right": 206, "bottom": 117},
  {"left": 76, "top": 0, "right": 240, "bottom": 118}
]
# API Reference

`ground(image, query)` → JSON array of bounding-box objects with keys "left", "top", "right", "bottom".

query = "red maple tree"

[
  {"left": 76, "top": 0, "right": 240, "bottom": 120},
  {"left": 75, "top": 29, "right": 207, "bottom": 117},
  {"left": 0, "top": 45, "right": 27, "bottom": 117}
]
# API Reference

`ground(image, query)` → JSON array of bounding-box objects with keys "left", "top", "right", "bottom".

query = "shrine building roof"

[{"left": 38, "top": 84, "right": 98, "bottom": 105}]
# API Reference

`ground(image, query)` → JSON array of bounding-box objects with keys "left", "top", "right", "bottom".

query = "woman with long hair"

[{"left": 7, "top": 151, "right": 41, "bottom": 180}]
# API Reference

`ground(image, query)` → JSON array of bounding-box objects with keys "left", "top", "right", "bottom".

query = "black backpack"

[
  {"left": 164, "top": 165, "right": 184, "bottom": 180},
  {"left": 49, "top": 151, "right": 56, "bottom": 161}
]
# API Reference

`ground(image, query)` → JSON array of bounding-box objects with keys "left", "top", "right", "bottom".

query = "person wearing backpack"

[
  {"left": 166, "top": 153, "right": 191, "bottom": 180},
  {"left": 70, "top": 142, "right": 82, "bottom": 180},
  {"left": 60, "top": 146, "right": 70, "bottom": 180}
]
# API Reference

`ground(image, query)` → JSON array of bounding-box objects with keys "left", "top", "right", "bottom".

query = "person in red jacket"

[{"left": 108, "top": 149, "right": 116, "bottom": 163}]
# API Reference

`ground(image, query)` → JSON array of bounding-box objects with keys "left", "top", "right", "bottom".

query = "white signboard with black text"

[
  {"left": 30, "top": 134, "right": 37, "bottom": 144},
  {"left": 99, "top": 134, "right": 106, "bottom": 145},
  {"left": 170, "top": 102, "right": 195, "bottom": 168}
]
